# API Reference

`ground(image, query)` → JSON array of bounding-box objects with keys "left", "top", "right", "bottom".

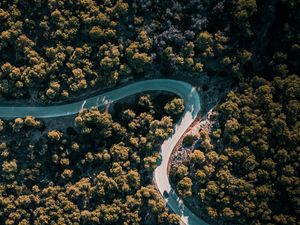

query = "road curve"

[{"left": 0, "top": 79, "right": 208, "bottom": 225}]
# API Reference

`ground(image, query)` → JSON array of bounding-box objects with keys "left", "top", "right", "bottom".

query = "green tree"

[
  {"left": 164, "top": 98, "right": 185, "bottom": 116},
  {"left": 177, "top": 177, "right": 193, "bottom": 198}
]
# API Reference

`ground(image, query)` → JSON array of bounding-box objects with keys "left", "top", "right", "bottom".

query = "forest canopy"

[
  {"left": 168, "top": 0, "right": 300, "bottom": 224},
  {"left": 0, "top": 93, "right": 184, "bottom": 225},
  {"left": 171, "top": 75, "right": 300, "bottom": 225},
  {"left": 1, "top": 0, "right": 298, "bottom": 102},
  {"left": 0, "top": 0, "right": 299, "bottom": 225}
]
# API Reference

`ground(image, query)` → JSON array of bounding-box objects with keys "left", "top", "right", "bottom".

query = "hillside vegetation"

[
  {"left": 170, "top": 0, "right": 300, "bottom": 224},
  {"left": 0, "top": 0, "right": 299, "bottom": 224},
  {"left": 2, "top": 0, "right": 298, "bottom": 102},
  {"left": 172, "top": 75, "right": 300, "bottom": 224},
  {"left": 0, "top": 94, "right": 184, "bottom": 225}
]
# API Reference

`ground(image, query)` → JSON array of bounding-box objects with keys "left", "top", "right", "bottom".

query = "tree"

[
  {"left": 121, "top": 109, "right": 136, "bottom": 121},
  {"left": 164, "top": 98, "right": 185, "bottom": 116},
  {"left": 148, "top": 116, "right": 173, "bottom": 143},
  {"left": 47, "top": 130, "right": 63, "bottom": 141},
  {"left": 12, "top": 118, "right": 24, "bottom": 132},
  {"left": 173, "top": 164, "right": 188, "bottom": 180},
  {"left": 143, "top": 156, "right": 158, "bottom": 172},
  {"left": 75, "top": 107, "right": 113, "bottom": 137},
  {"left": 183, "top": 134, "right": 196, "bottom": 146},
  {"left": 167, "top": 213, "right": 180, "bottom": 224},
  {"left": 177, "top": 177, "right": 193, "bottom": 198},
  {"left": 206, "top": 207, "right": 218, "bottom": 219},
  {"left": 222, "top": 207, "right": 235, "bottom": 219},
  {"left": 195, "top": 170, "right": 207, "bottom": 184},
  {"left": 24, "top": 116, "right": 41, "bottom": 128},
  {"left": 109, "top": 142, "right": 130, "bottom": 161},
  {"left": 138, "top": 94, "right": 154, "bottom": 110},
  {"left": 234, "top": 0, "right": 257, "bottom": 28},
  {"left": 0, "top": 119, "right": 4, "bottom": 132},
  {"left": 191, "top": 150, "right": 205, "bottom": 164}
]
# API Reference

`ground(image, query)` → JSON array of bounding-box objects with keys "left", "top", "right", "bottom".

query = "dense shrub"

[
  {"left": 172, "top": 75, "right": 300, "bottom": 225},
  {"left": 0, "top": 94, "right": 183, "bottom": 225}
]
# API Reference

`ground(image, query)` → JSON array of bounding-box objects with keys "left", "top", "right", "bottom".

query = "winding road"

[{"left": 0, "top": 79, "right": 208, "bottom": 225}]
